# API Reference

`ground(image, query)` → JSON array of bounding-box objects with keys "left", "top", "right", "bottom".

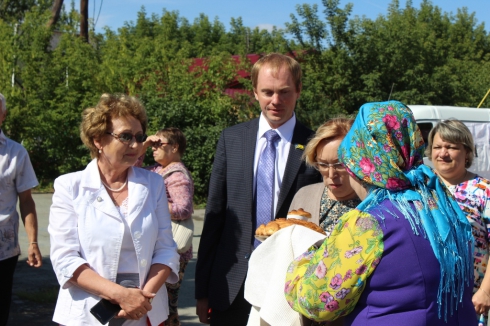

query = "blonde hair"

[
  {"left": 425, "top": 119, "right": 474, "bottom": 168},
  {"left": 80, "top": 93, "right": 148, "bottom": 158},
  {"left": 303, "top": 117, "right": 355, "bottom": 167},
  {"left": 251, "top": 53, "right": 302, "bottom": 92}
]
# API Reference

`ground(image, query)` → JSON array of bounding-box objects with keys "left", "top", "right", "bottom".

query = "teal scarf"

[{"left": 338, "top": 100, "right": 473, "bottom": 320}]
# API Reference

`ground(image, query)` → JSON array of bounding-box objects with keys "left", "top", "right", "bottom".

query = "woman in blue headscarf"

[{"left": 284, "top": 101, "right": 476, "bottom": 325}]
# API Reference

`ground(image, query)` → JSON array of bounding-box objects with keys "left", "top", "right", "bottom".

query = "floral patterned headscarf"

[
  {"left": 339, "top": 101, "right": 424, "bottom": 189},
  {"left": 338, "top": 100, "right": 473, "bottom": 320}
]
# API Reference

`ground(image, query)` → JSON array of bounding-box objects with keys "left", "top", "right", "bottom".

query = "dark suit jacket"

[{"left": 195, "top": 117, "right": 321, "bottom": 310}]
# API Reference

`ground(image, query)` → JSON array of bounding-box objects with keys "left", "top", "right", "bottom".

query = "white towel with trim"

[{"left": 245, "top": 225, "right": 326, "bottom": 326}]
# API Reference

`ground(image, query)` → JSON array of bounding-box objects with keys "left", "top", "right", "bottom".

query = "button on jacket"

[{"left": 49, "top": 159, "right": 180, "bottom": 326}]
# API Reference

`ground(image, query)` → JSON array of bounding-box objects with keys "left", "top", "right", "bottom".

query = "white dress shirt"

[{"left": 253, "top": 113, "right": 296, "bottom": 217}]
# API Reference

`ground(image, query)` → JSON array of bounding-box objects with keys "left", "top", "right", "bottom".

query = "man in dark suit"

[{"left": 195, "top": 53, "right": 320, "bottom": 325}]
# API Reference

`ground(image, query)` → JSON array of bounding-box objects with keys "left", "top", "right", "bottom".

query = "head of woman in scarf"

[
  {"left": 338, "top": 101, "right": 425, "bottom": 193},
  {"left": 337, "top": 100, "right": 473, "bottom": 319}
]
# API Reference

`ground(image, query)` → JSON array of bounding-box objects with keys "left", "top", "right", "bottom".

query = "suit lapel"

[
  {"left": 244, "top": 119, "right": 259, "bottom": 214},
  {"left": 276, "top": 122, "right": 308, "bottom": 217}
]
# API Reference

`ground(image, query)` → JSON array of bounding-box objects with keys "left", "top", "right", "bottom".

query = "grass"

[
  {"left": 16, "top": 286, "right": 59, "bottom": 304},
  {"left": 194, "top": 202, "right": 206, "bottom": 210},
  {"left": 32, "top": 180, "right": 54, "bottom": 194}
]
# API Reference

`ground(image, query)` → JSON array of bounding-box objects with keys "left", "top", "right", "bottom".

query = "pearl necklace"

[{"left": 101, "top": 178, "right": 128, "bottom": 192}]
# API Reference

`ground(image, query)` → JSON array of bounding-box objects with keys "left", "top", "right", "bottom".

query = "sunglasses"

[
  {"left": 106, "top": 132, "right": 147, "bottom": 144},
  {"left": 153, "top": 140, "right": 170, "bottom": 148}
]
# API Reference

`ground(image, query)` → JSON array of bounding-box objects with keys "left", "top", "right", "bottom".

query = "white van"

[{"left": 408, "top": 105, "right": 490, "bottom": 179}]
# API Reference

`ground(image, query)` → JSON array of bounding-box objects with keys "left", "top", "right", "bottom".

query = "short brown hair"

[
  {"left": 80, "top": 93, "right": 148, "bottom": 159},
  {"left": 425, "top": 119, "right": 474, "bottom": 168},
  {"left": 251, "top": 53, "right": 302, "bottom": 92},
  {"left": 303, "top": 117, "right": 355, "bottom": 167},
  {"left": 156, "top": 127, "right": 187, "bottom": 156}
]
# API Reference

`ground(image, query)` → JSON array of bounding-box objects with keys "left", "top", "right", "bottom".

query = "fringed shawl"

[{"left": 338, "top": 100, "right": 473, "bottom": 320}]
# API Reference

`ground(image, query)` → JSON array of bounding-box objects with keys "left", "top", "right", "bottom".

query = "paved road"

[{"left": 12, "top": 193, "right": 203, "bottom": 325}]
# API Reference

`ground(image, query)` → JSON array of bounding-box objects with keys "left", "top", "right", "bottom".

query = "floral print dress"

[
  {"left": 319, "top": 188, "right": 361, "bottom": 236},
  {"left": 448, "top": 175, "right": 490, "bottom": 293},
  {"left": 285, "top": 209, "right": 384, "bottom": 321}
]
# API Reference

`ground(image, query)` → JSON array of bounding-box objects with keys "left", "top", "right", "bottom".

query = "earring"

[{"left": 99, "top": 148, "right": 102, "bottom": 153}]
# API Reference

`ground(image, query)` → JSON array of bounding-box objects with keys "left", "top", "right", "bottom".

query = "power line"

[{"left": 93, "top": 0, "right": 104, "bottom": 30}]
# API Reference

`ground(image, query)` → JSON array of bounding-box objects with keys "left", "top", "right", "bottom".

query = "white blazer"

[{"left": 49, "top": 159, "right": 180, "bottom": 326}]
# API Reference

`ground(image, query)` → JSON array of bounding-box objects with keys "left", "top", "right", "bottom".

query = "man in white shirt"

[
  {"left": 195, "top": 53, "right": 321, "bottom": 325},
  {"left": 0, "top": 93, "right": 42, "bottom": 325}
]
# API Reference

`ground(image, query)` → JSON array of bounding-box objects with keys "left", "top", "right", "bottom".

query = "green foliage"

[
  {"left": 1, "top": 0, "right": 489, "bottom": 202},
  {"left": 0, "top": 0, "right": 51, "bottom": 23},
  {"left": 286, "top": 0, "right": 490, "bottom": 116},
  {"left": 16, "top": 285, "right": 59, "bottom": 303}
]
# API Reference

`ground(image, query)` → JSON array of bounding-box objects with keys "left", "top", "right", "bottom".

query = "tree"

[
  {"left": 0, "top": 0, "right": 39, "bottom": 22},
  {"left": 1, "top": 1, "right": 489, "bottom": 202},
  {"left": 46, "top": 0, "right": 63, "bottom": 28},
  {"left": 287, "top": 0, "right": 490, "bottom": 115}
]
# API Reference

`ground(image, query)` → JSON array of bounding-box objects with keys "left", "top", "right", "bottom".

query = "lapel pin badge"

[{"left": 295, "top": 144, "right": 304, "bottom": 150}]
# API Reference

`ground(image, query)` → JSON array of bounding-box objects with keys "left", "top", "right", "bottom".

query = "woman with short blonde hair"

[{"left": 289, "top": 117, "right": 360, "bottom": 238}]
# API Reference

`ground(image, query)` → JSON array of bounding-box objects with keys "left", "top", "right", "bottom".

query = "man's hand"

[
  {"left": 18, "top": 189, "right": 42, "bottom": 268},
  {"left": 196, "top": 298, "right": 211, "bottom": 324},
  {"left": 27, "top": 243, "right": 42, "bottom": 267}
]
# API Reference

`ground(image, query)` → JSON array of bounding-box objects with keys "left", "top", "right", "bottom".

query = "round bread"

[
  {"left": 256, "top": 224, "right": 267, "bottom": 236},
  {"left": 288, "top": 218, "right": 325, "bottom": 234},
  {"left": 255, "top": 217, "right": 325, "bottom": 237},
  {"left": 265, "top": 222, "right": 280, "bottom": 236},
  {"left": 288, "top": 208, "right": 311, "bottom": 218},
  {"left": 287, "top": 208, "right": 312, "bottom": 220}
]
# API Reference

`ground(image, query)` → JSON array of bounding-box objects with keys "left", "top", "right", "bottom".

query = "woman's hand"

[
  {"left": 473, "top": 288, "right": 490, "bottom": 315},
  {"left": 143, "top": 135, "right": 162, "bottom": 149},
  {"left": 113, "top": 287, "right": 155, "bottom": 320},
  {"left": 138, "top": 135, "right": 162, "bottom": 158}
]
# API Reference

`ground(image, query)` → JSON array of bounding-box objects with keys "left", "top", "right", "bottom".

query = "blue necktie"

[{"left": 255, "top": 129, "right": 280, "bottom": 247}]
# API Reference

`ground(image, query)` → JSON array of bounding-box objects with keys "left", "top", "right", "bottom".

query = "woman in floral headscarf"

[{"left": 284, "top": 101, "right": 476, "bottom": 325}]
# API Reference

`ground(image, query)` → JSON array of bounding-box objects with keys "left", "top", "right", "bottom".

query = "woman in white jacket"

[{"left": 49, "top": 93, "right": 180, "bottom": 326}]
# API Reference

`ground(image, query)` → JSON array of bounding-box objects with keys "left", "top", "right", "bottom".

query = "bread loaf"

[
  {"left": 255, "top": 213, "right": 325, "bottom": 237},
  {"left": 287, "top": 208, "right": 312, "bottom": 220}
]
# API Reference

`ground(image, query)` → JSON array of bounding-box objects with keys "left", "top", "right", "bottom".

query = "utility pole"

[{"left": 80, "top": 0, "right": 89, "bottom": 42}]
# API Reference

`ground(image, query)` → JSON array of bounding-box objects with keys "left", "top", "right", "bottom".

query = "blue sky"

[{"left": 79, "top": 0, "right": 489, "bottom": 33}]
